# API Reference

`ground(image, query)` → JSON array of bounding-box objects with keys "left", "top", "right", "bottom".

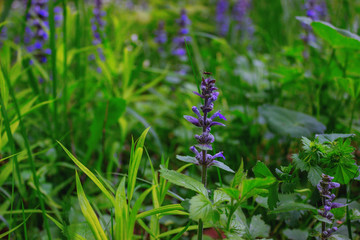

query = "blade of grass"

[
  {"left": 75, "top": 171, "right": 108, "bottom": 240},
  {"left": 49, "top": 0, "right": 58, "bottom": 138},
  {"left": 0, "top": 214, "right": 31, "bottom": 239},
  {"left": 1, "top": 63, "right": 52, "bottom": 240},
  {"left": 115, "top": 177, "right": 128, "bottom": 240},
  {"left": 21, "top": 201, "right": 28, "bottom": 240},
  {"left": 58, "top": 141, "right": 115, "bottom": 205}
]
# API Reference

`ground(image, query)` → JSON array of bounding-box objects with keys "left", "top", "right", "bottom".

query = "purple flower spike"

[
  {"left": 90, "top": 0, "right": 106, "bottom": 66},
  {"left": 317, "top": 174, "right": 341, "bottom": 238},
  {"left": 182, "top": 72, "right": 230, "bottom": 173}
]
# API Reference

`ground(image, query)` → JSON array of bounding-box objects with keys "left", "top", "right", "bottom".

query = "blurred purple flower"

[
  {"left": 154, "top": 20, "right": 167, "bottom": 53},
  {"left": 232, "top": 0, "right": 254, "bottom": 47},
  {"left": 0, "top": 27, "right": 7, "bottom": 48},
  {"left": 91, "top": 0, "right": 106, "bottom": 66},
  {"left": 301, "top": 0, "right": 328, "bottom": 48},
  {"left": 172, "top": 9, "right": 191, "bottom": 58},
  {"left": 24, "top": 0, "right": 62, "bottom": 69},
  {"left": 216, "top": 0, "right": 230, "bottom": 36}
]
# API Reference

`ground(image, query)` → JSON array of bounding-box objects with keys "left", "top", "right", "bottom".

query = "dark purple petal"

[
  {"left": 192, "top": 106, "right": 202, "bottom": 118},
  {"left": 209, "top": 121, "right": 225, "bottom": 127},
  {"left": 184, "top": 115, "right": 201, "bottom": 127},
  {"left": 213, "top": 151, "right": 225, "bottom": 160},
  {"left": 331, "top": 202, "right": 344, "bottom": 209},
  {"left": 193, "top": 91, "right": 204, "bottom": 98},
  {"left": 329, "top": 182, "right": 340, "bottom": 189}
]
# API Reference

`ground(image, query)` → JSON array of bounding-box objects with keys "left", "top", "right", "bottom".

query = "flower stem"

[{"left": 321, "top": 195, "right": 326, "bottom": 240}]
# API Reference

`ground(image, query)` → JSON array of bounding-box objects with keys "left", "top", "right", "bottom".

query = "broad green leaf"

[
  {"left": 249, "top": 215, "right": 270, "bottom": 238},
  {"left": 268, "top": 182, "right": 279, "bottom": 210},
  {"left": 253, "top": 161, "right": 273, "bottom": 178},
  {"left": 314, "top": 215, "right": 332, "bottom": 224},
  {"left": 283, "top": 229, "right": 309, "bottom": 240},
  {"left": 312, "top": 21, "right": 360, "bottom": 49},
  {"left": 211, "top": 160, "right": 234, "bottom": 173},
  {"left": 176, "top": 155, "right": 198, "bottom": 164},
  {"left": 241, "top": 177, "right": 276, "bottom": 199},
  {"left": 213, "top": 189, "right": 231, "bottom": 205},
  {"left": 231, "top": 160, "right": 245, "bottom": 187},
  {"left": 316, "top": 133, "right": 355, "bottom": 144},
  {"left": 75, "top": 172, "right": 108, "bottom": 240},
  {"left": 159, "top": 166, "right": 208, "bottom": 197},
  {"left": 334, "top": 162, "right": 359, "bottom": 184},
  {"left": 58, "top": 141, "right": 115, "bottom": 205},
  {"left": 189, "top": 194, "right": 214, "bottom": 222},
  {"left": 259, "top": 105, "right": 326, "bottom": 138}
]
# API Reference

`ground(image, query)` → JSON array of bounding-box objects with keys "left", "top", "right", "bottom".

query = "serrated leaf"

[
  {"left": 268, "top": 182, "right": 279, "bottom": 210},
  {"left": 308, "top": 166, "right": 322, "bottom": 186},
  {"left": 253, "top": 161, "right": 273, "bottom": 178},
  {"left": 334, "top": 162, "right": 359, "bottom": 184},
  {"left": 249, "top": 215, "right": 270, "bottom": 238},
  {"left": 176, "top": 155, "right": 198, "bottom": 164},
  {"left": 316, "top": 134, "right": 355, "bottom": 144},
  {"left": 213, "top": 189, "right": 231, "bottom": 204},
  {"left": 189, "top": 194, "right": 214, "bottom": 222},
  {"left": 159, "top": 166, "right": 208, "bottom": 197},
  {"left": 211, "top": 160, "right": 234, "bottom": 173}
]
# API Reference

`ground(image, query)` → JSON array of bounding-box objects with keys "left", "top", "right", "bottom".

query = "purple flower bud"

[
  {"left": 184, "top": 115, "right": 201, "bottom": 127},
  {"left": 331, "top": 202, "right": 344, "bottom": 209},
  {"left": 329, "top": 182, "right": 340, "bottom": 189}
]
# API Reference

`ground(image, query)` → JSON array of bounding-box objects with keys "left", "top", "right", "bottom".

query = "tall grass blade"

[{"left": 75, "top": 171, "right": 108, "bottom": 240}]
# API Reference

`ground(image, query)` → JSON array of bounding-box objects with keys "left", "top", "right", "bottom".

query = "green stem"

[{"left": 346, "top": 183, "right": 353, "bottom": 239}]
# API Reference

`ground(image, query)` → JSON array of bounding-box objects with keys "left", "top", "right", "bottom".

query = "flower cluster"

[
  {"left": 232, "top": 0, "right": 254, "bottom": 41},
  {"left": 301, "top": 0, "right": 328, "bottom": 47},
  {"left": 184, "top": 74, "right": 227, "bottom": 167},
  {"left": 24, "top": 0, "right": 62, "bottom": 65},
  {"left": 317, "top": 174, "right": 342, "bottom": 239},
  {"left": 172, "top": 9, "right": 191, "bottom": 58},
  {"left": 90, "top": 0, "right": 106, "bottom": 65},
  {"left": 216, "top": 0, "right": 230, "bottom": 37},
  {"left": 154, "top": 21, "right": 167, "bottom": 52}
]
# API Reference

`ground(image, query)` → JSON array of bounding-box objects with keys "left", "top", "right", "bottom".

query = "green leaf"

[
  {"left": 211, "top": 160, "right": 234, "bottom": 173},
  {"left": 283, "top": 229, "right": 309, "bottom": 240},
  {"left": 213, "top": 189, "right": 231, "bottom": 205},
  {"left": 136, "top": 204, "right": 185, "bottom": 219},
  {"left": 316, "top": 134, "right": 355, "bottom": 144},
  {"left": 334, "top": 162, "right": 359, "bottom": 184},
  {"left": 249, "top": 215, "right": 270, "bottom": 238},
  {"left": 311, "top": 21, "right": 360, "bottom": 49},
  {"left": 258, "top": 105, "right": 325, "bottom": 138},
  {"left": 308, "top": 166, "right": 322, "bottom": 186},
  {"left": 176, "top": 155, "right": 198, "bottom": 164},
  {"left": 58, "top": 141, "right": 115, "bottom": 205},
  {"left": 159, "top": 166, "right": 208, "bottom": 197},
  {"left": 115, "top": 177, "right": 128, "bottom": 240},
  {"left": 268, "top": 182, "right": 279, "bottom": 210},
  {"left": 253, "top": 161, "right": 273, "bottom": 178},
  {"left": 242, "top": 177, "right": 276, "bottom": 200},
  {"left": 189, "top": 194, "right": 214, "bottom": 222},
  {"left": 127, "top": 127, "right": 150, "bottom": 202},
  {"left": 222, "top": 188, "right": 241, "bottom": 200},
  {"left": 314, "top": 215, "right": 333, "bottom": 224},
  {"left": 75, "top": 172, "right": 108, "bottom": 240},
  {"left": 270, "top": 202, "right": 317, "bottom": 214},
  {"left": 231, "top": 160, "right": 245, "bottom": 187}
]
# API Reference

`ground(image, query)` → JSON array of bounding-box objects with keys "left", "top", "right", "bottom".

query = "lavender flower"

[
  {"left": 24, "top": 0, "right": 62, "bottom": 67},
  {"left": 24, "top": 0, "right": 51, "bottom": 64},
  {"left": 90, "top": 0, "right": 106, "bottom": 65},
  {"left": 172, "top": 9, "right": 191, "bottom": 59},
  {"left": 154, "top": 21, "right": 167, "bottom": 52},
  {"left": 301, "top": 0, "right": 328, "bottom": 53},
  {"left": 181, "top": 73, "right": 229, "bottom": 170},
  {"left": 232, "top": 0, "right": 254, "bottom": 41},
  {"left": 317, "top": 174, "right": 343, "bottom": 239},
  {"left": 216, "top": 0, "right": 230, "bottom": 36}
]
